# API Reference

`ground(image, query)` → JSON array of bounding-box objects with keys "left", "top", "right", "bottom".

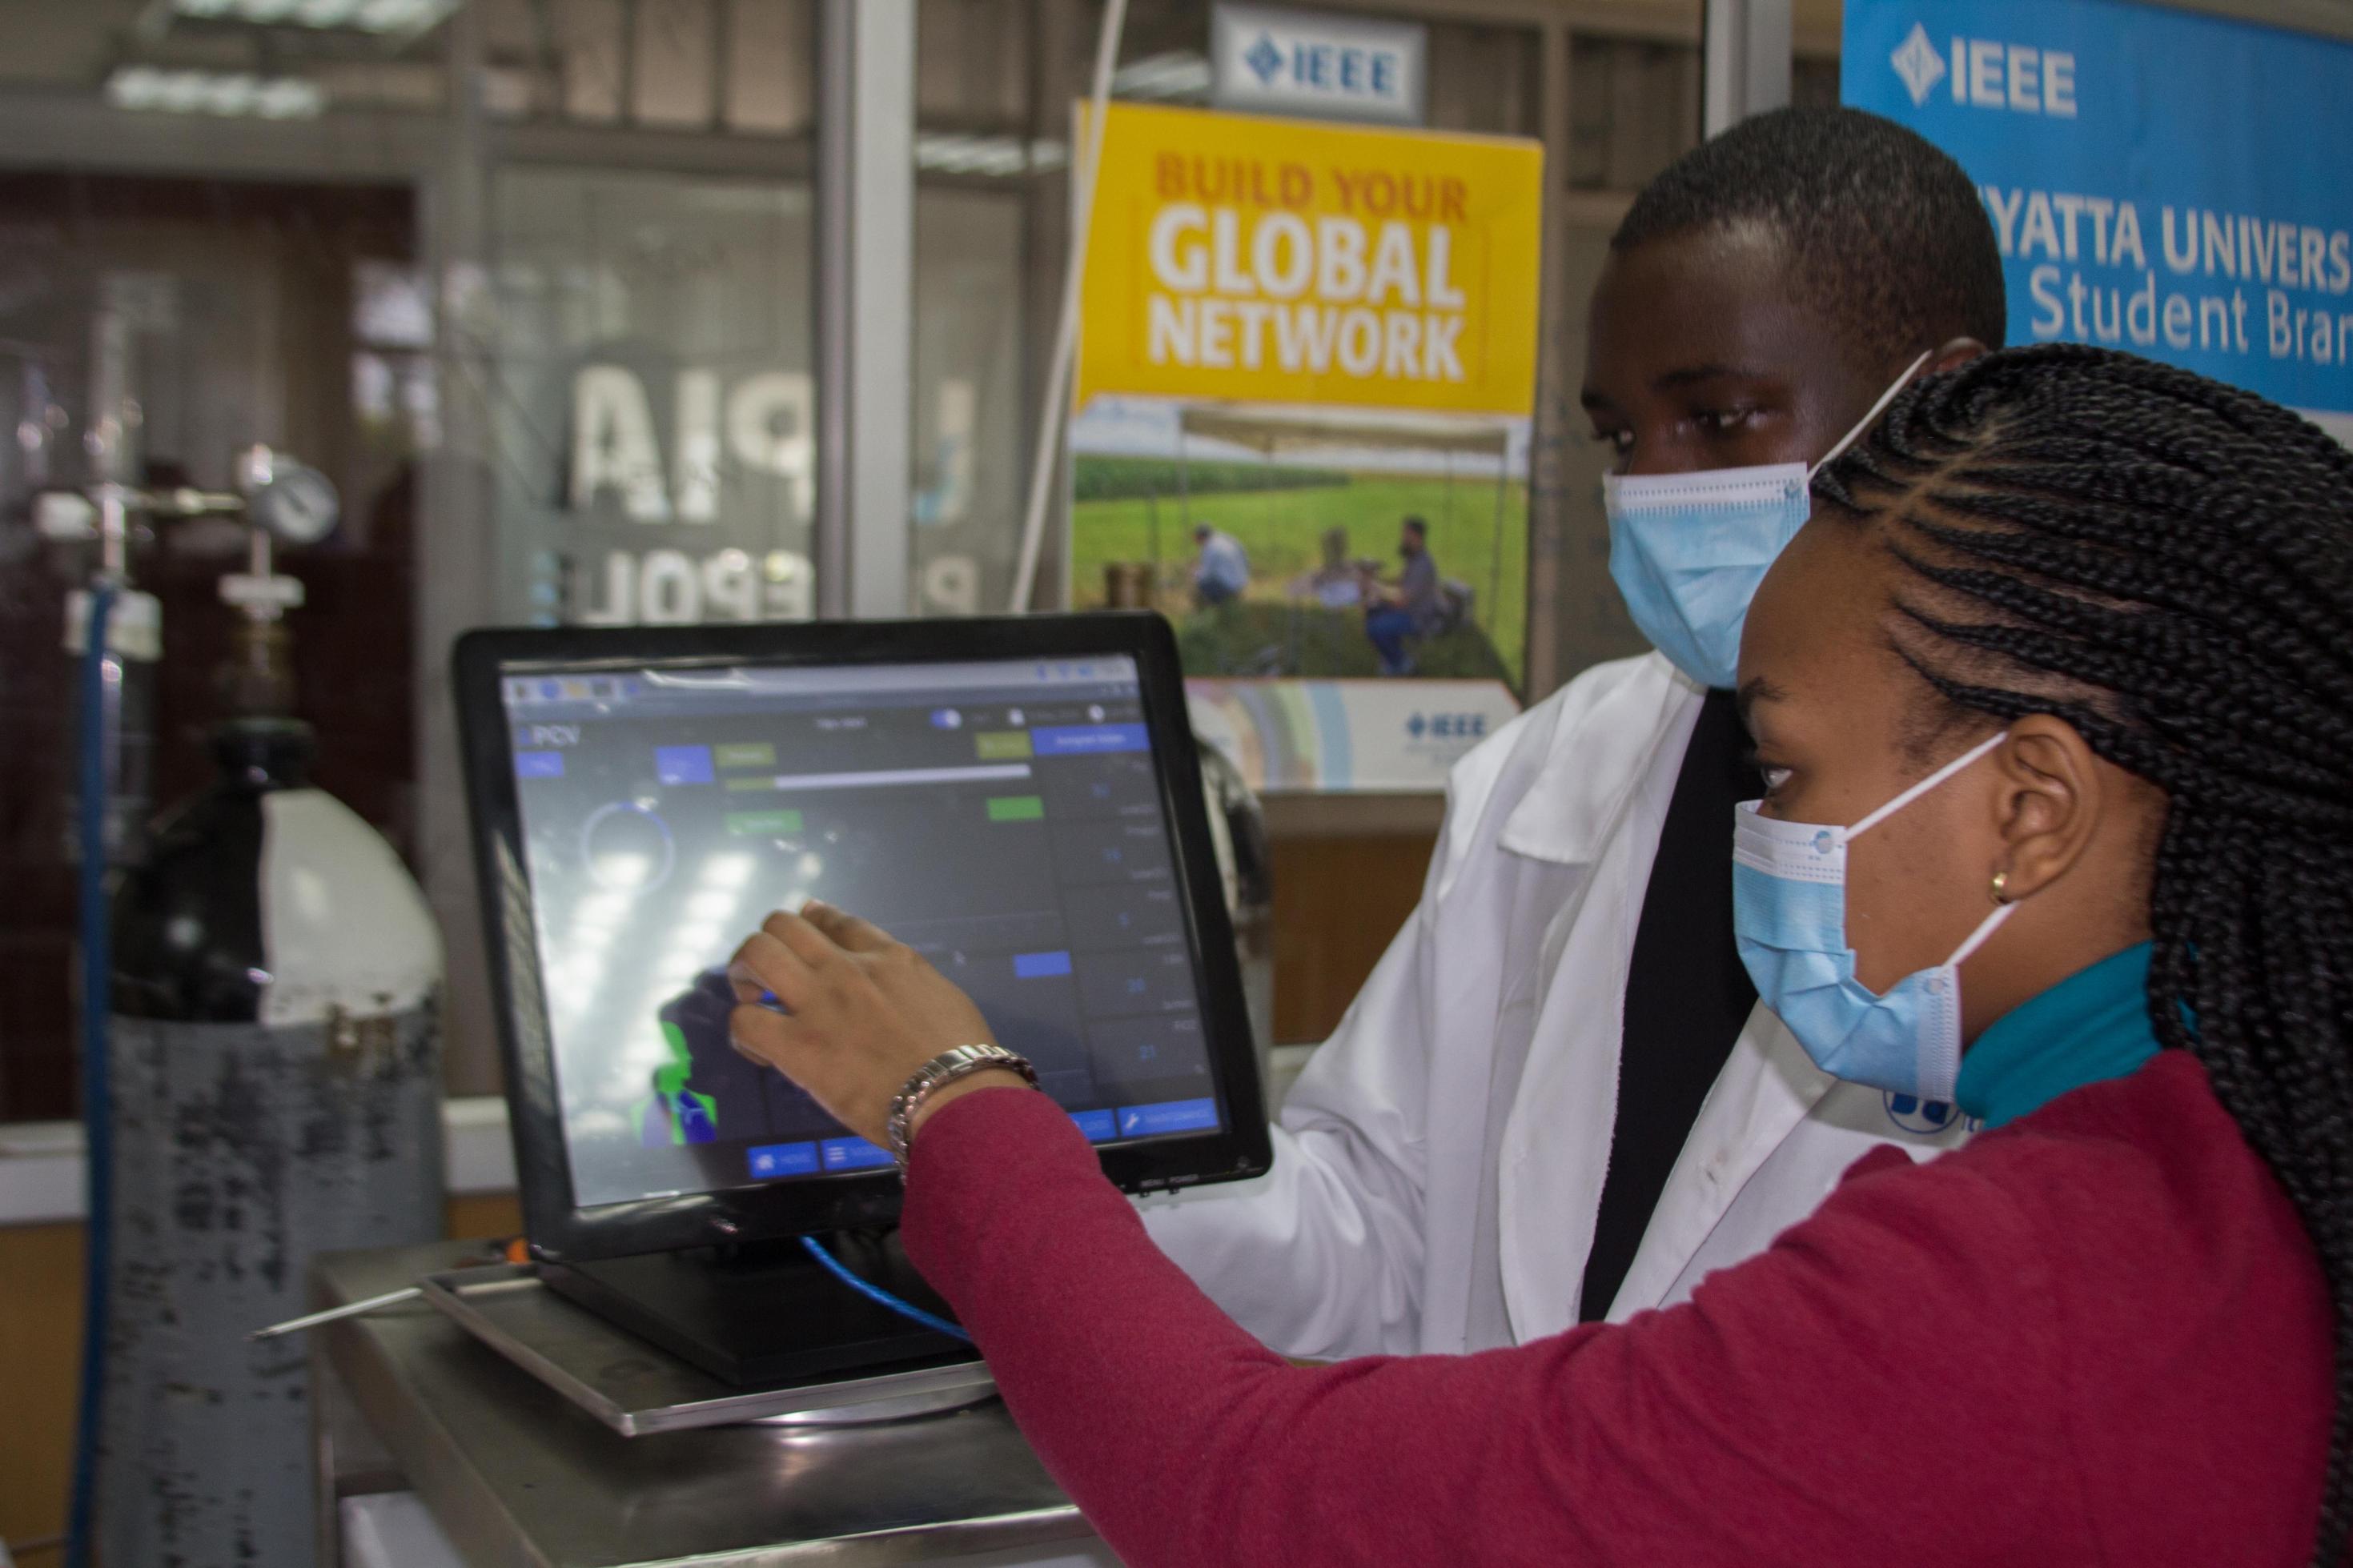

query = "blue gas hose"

[{"left": 66, "top": 583, "right": 117, "bottom": 1568}]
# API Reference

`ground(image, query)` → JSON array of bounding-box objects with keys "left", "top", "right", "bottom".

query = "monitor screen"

[{"left": 495, "top": 653, "right": 1231, "bottom": 1211}]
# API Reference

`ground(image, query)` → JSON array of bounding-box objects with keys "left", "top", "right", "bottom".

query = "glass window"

[
  {"left": 1568, "top": 33, "right": 1703, "bottom": 193},
  {"left": 1794, "top": 54, "right": 1842, "bottom": 110},
  {"left": 0, "top": 0, "right": 825, "bottom": 1113},
  {"left": 912, "top": 188, "right": 1029, "bottom": 616},
  {"left": 485, "top": 169, "right": 817, "bottom": 627},
  {"left": 0, "top": 174, "right": 420, "bottom": 1121},
  {"left": 912, "top": 0, "right": 1039, "bottom": 619},
  {"left": 0, "top": 0, "right": 1763, "bottom": 1115}
]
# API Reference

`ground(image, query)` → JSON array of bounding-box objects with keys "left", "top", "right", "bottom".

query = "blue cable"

[
  {"left": 66, "top": 583, "right": 118, "bottom": 1568},
  {"left": 798, "top": 1234, "right": 971, "bottom": 1343}
]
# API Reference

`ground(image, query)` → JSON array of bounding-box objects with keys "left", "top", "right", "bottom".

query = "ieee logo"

[
  {"left": 1891, "top": 21, "right": 2077, "bottom": 117},
  {"left": 1243, "top": 34, "right": 1283, "bottom": 86},
  {"left": 1211, "top": 4, "right": 1423, "bottom": 125},
  {"left": 1240, "top": 29, "right": 1403, "bottom": 98},
  {"left": 1406, "top": 712, "right": 1488, "bottom": 742},
  {"left": 1890, "top": 23, "right": 1945, "bottom": 104}
]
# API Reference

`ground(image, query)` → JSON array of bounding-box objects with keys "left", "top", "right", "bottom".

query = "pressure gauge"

[{"left": 248, "top": 461, "right": 340, "bottom": 546}]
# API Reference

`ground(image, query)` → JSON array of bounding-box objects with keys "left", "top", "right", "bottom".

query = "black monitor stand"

[{"left": 540, "top": 1228, "right": 980, "bottom": 1388}]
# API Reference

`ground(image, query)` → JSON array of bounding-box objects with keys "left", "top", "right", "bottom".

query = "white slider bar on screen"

[{"left": 751, "top": 763, "right": 1034, "bottom": 792}]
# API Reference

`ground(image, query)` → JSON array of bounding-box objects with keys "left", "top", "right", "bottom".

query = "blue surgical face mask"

[
  {"left": 1733, "top": 731, "right": 2016, "bottom": 1103},
  {"left": 1604, "top": 351, "right": 1932, "bottom": 689}
]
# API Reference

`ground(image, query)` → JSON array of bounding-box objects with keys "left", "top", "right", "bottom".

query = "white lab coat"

[{"left": 1144, "top": 652, "right": 1973, "bottom": 1358}]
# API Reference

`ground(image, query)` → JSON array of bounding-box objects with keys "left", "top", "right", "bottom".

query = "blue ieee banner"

[{"left": 1844, "top": 0, "right": 2353, "bottom": 420}]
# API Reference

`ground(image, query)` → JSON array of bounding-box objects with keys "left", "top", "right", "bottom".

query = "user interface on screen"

[{"left": 498, "top": 656, "right": 1225, "bottom": 1208}]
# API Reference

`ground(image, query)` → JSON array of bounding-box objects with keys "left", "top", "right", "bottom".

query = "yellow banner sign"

[{"left": 1076, "top": 103, "right": 1544, "bottom": 415}]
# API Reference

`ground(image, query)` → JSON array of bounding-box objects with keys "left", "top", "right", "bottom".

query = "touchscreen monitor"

[{"left": 457, "top": 616, "right": 1270, "bottom": 1261}]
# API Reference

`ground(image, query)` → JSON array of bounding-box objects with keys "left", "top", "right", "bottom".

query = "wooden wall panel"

[
  {"left": 1269, "top": 832, "right": 1439, "bottom": 1045},
  {"left": 0, "top": 1221, "right": 80, "bottom": 1552}
]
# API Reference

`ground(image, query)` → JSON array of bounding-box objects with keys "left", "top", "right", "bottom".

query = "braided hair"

[{"left": 1812, "top": 342, "right": 2353, "bottom": 1563}]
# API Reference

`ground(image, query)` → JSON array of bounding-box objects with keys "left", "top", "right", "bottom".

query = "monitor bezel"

[{"left": 455, "top": 612, "right": 1274, "bottom": 1264}]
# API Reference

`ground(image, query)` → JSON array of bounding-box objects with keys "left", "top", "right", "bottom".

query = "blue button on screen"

[
  {"left": 656, "top": 745, "right": 716, "bottom": 785},
  {"left": 1014, "top": 951, "right": 1074, "bottom": 979},
  {"left": 1031, "top": 724, "right": 1148, "bottom": 756},
  {"left": 1113, "top": 1098, "right": 1220, "bottom": 1138},
  {"left": 515, "top": 750, "right": 565, "bottom": 780},
  {"left": 1070, "top": 1109, "right": 1117, "bottom": 1142},
  {"left": 821, "top": 1137, "right": 894, "bottom": 1172},
  {"left": 747, "top": 1141, "right": 819, "bottom": 1179}
]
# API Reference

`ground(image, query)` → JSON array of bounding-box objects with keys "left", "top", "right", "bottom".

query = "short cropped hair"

[
  {"left": 1612, "top": 107, "right": 2006, "bottom": 367},
  {"left": 1402, "top": 515, "right": 1427, "bottom": 538}
]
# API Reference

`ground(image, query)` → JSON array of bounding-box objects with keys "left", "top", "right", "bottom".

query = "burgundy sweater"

[{"left": 901, "top": 1052, "right": 2334, "bottom": 1566}]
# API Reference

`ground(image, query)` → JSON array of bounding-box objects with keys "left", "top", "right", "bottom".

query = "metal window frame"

[
  {"left": 1702, "top": 0, "right": 1792, "bottom": 137},
  {"left": 814, "top": 0, "right": 915, "bottom": 620}
]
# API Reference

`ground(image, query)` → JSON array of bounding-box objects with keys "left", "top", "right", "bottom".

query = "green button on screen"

[{"left": 726, "top": 809, "right": 803, "bottom": 836}]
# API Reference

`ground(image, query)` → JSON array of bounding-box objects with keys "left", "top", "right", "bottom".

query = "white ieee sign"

[{"left": 1210, "top": 4, "right": 1427, "bottom": 126}]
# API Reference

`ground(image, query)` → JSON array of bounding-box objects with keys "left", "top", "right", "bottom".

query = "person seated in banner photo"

[
  {"left": 1294, "top": 526, "right": 1366, "bottom": 609},
  {"left": 1361, "top": 515, "right": 1444, "bottom": 676},
  {"left": 1128, "top": 106, "right": 2011, "bottom": 1360},
  {"left": 729, "top": 343, "right": 2351, "bottom": 1568},
  {"left": 1191, "top": 523, "right": 1250, "bottom": 609}
]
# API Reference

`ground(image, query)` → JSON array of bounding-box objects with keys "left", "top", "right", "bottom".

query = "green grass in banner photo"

[{"left": 1071, "top": 468, "right": 1529, "bottom": 684}]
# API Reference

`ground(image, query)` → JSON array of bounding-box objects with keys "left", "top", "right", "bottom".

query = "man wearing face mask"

[{"left": 1139, "top": 107, "right": 2010, "bottom": 1357}]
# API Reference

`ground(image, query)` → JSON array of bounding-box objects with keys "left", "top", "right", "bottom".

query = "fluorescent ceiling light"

[
  {"left": 914, "top": 134, "right": 1068, "bottom": 178},
  {"left": 1112, "top": 51, "right": 1212, "bottom": 102},
  {"left": 106, "top": 66, "right": 327, "bottom": 118},
  {"left": 171, "top": 0, "right": 461, "bottom": 34}
]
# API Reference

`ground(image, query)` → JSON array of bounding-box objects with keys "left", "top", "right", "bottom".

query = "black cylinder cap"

[{"left": 210, "top": 716, "right": 316, "bottom": 791}]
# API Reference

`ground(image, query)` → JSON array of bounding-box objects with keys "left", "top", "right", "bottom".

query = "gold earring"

[{"left": 1990, "top": 869, "right": 2010, "bottom": 906}]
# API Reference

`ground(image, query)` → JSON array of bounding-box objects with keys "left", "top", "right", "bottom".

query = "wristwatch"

[{"left": 885, "top": 1044, "right": 1039, "bottom": 1173}]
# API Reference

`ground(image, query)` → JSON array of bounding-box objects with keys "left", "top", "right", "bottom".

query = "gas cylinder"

[{"left": 98, "top": 669, "right": 444, "bottom": 1555}]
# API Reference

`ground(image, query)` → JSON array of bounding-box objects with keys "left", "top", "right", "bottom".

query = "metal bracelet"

[{"left": 885, "top": 1045, "right": 1039, "bottom": 1173}]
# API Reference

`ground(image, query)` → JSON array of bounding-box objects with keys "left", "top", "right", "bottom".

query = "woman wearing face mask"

[{"left": 728, "top": 344, "right": 2351, "bottom": 1566}]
